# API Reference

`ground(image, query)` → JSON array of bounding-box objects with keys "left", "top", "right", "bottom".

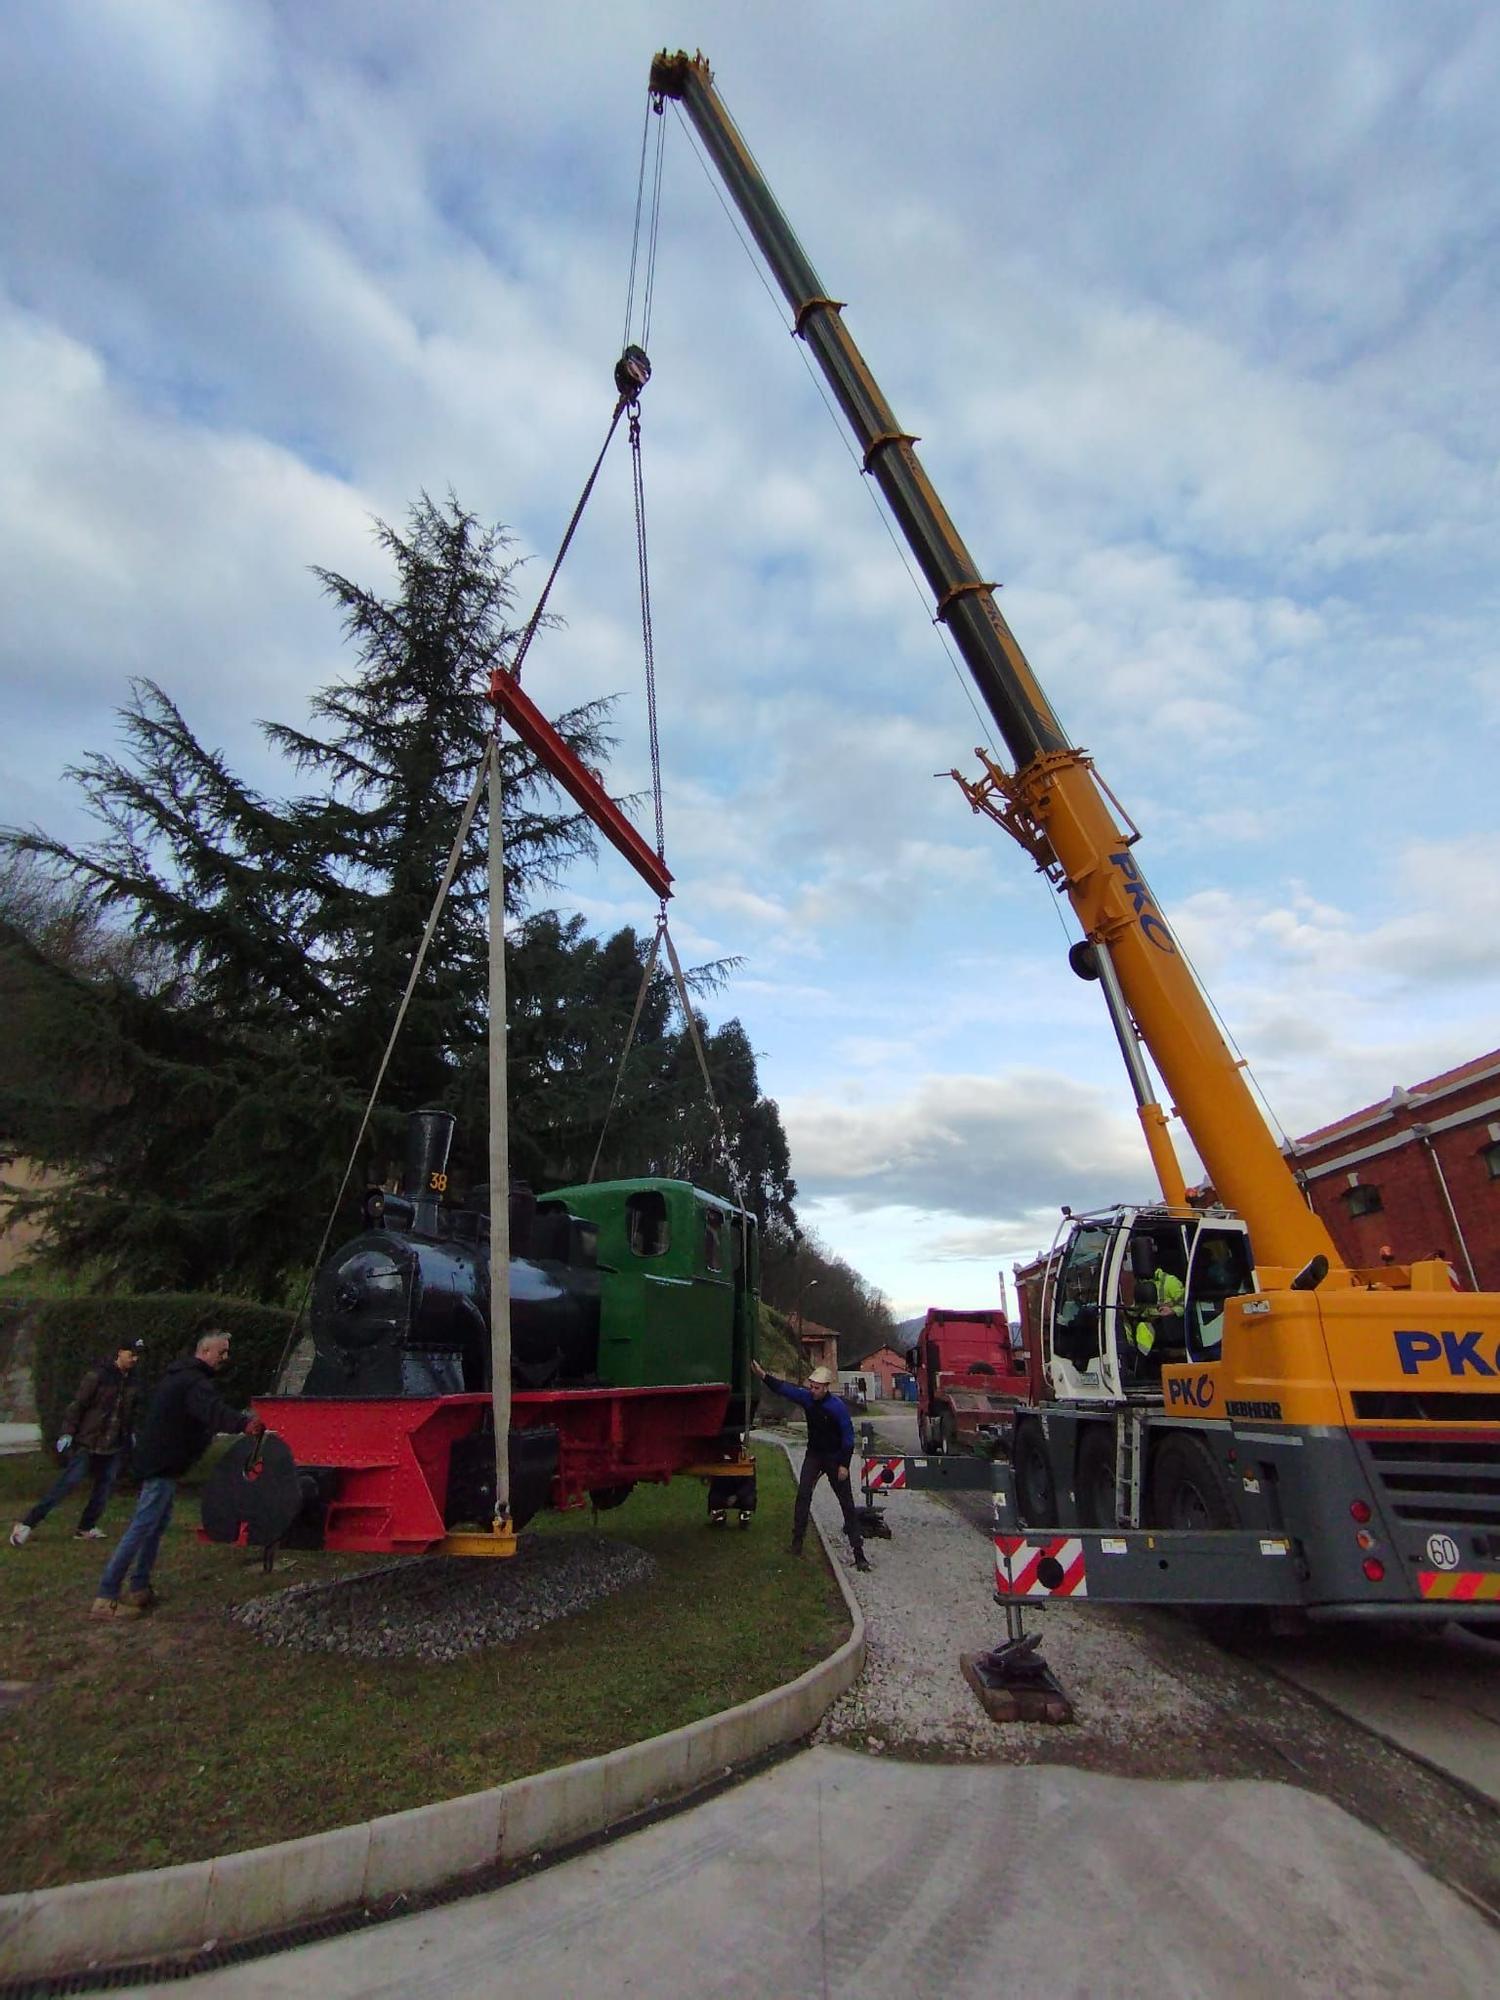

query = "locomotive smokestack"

[{"left": 403, "top": 1108, "right": 456, "bottom": 1234}]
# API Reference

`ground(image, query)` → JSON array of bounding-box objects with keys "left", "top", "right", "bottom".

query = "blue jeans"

[
  {"left": 98, "top": 1477, "right": 176, "bottom": 1600},
  {"left": 24, "top": 1450, "right": 121, "bottom": 1532}
]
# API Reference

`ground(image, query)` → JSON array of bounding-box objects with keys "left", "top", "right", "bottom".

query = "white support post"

[{"left": 488, "top": 737, "right": 513, "bottom": 1538}]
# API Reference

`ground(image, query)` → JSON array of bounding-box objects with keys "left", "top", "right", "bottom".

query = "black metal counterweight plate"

[{"left": 201, "top": 1433, "right": 303, "bottom": 1546}]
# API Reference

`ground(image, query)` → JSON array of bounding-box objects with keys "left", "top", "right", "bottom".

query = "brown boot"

[
  {"left": 89, "top": 1596, "right": 143, "bottom": 1622},
  {"left": 124, "top": 1585, "right": 159, "bottom": 1610}
]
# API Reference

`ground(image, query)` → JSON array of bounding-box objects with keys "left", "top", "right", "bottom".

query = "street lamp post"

[{"left": 795, "top": 1276, "right": 819, "bottom": 1346}]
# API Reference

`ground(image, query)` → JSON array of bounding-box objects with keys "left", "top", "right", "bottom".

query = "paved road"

[{"left": 148, "top": 1748, "right": 1495, "bottom": 2000}]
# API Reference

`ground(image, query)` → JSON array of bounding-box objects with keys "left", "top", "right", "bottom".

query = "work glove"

[
  {"left": 56, "top": 1435, "right": 72, "bottom": 1454},
  {"left": 243, "top": 1415, "right": 267, "bottom": 1439}
]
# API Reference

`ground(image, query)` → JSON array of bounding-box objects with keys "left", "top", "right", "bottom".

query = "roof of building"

[{"left": 1294, "top": 1047, "right": 1500, "bottom": 1150}]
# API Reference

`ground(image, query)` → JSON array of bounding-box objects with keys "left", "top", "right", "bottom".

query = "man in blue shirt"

[{"left": 752, "top": 1359, "right": 871, "bottom": 1571}]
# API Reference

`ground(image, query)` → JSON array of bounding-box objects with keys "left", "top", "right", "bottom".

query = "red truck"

[{"left": 913, "top": 1308, "right": 1031, "bottom": 1453}]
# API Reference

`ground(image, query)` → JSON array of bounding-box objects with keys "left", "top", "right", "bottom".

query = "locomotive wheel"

[
  {"left": 1075, "top": 1426, "right": 1118, "bottom": 1528},
  {"left": 1013, "top": 1423, "right": 1057, "bottom": 1528}
]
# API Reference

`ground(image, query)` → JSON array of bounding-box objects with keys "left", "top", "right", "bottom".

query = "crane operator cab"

[{"left": 1044, "top": 1205, "right": 1255, "bottom": 1403}]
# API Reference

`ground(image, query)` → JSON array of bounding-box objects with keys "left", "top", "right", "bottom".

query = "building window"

[
  {"left": 1482, "top": 1141, "right": 1500, "bottom": 1182},
  {"left": 1342, "top": 1184, "right": 1383, "bottom": 1217}
]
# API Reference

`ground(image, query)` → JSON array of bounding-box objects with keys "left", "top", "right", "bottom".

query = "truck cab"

[{"left": 915, "top": 1306, "right": 1031, "bottom": 1452}]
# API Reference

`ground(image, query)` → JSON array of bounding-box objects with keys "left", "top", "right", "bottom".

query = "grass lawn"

[{"left": 0, "top": 1441, "right": 847, "bottom": 1893}]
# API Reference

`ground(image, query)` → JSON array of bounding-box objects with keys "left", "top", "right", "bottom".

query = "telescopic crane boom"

[{"left": 650, "top": 49, "right": 1337, "bottom": 1281}]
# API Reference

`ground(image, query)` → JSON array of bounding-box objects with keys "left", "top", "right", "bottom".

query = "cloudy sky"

[{"left": 4, "top": 1, "right": 1498, "bottom": 1317}]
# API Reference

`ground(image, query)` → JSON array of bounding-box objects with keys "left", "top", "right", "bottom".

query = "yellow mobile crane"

[{"left": 651, "top": 49, "right": 1500, "bottom": 1625}]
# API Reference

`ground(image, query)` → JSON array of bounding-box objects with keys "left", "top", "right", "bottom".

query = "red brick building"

[
  {"left": 856, "top": 1346, "right": 909, "bottom": 1397},
  {"left": 1286, "top": 1050, "right": 1500, "bottom": 1289}
]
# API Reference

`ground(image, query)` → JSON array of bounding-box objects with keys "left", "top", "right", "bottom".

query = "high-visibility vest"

[{"left": 1130, "top": 1269, "right": 1184, "bottom": 1354}]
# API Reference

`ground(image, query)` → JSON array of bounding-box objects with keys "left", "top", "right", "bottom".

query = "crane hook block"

[{"left": 615, "top": 345, "right": 652, "bottom": 402}]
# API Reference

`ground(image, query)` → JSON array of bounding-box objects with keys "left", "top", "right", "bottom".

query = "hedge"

[{"left": 30, "top": 1295, "right": 295, "bottom": 1447}]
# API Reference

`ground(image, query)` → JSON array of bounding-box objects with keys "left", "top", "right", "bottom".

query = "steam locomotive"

[{"left": 204, "top": 1110, "right": 760, "bottom": 1554}]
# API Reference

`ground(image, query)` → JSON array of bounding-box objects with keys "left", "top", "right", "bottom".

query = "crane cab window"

[
  {"left": 1052, "top": 1223, "right": 1110, "bottom": 1369},
  {"left": 1119, "top": 1226, "right": 1188, "bottom": 1373},
  {"left": 702, "top": 1207, "right": 725, "bottom": 1273},
  {"left": 626, "top": 1190, "right": 670, "bottom": 1258},
  {"left": 1184, "top": 1229, "right": 1254, "bottom": 1363}
]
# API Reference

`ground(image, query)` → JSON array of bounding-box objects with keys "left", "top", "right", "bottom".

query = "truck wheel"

[
  {"left": 1150, "top": 1434, "right": 1234, "bottom": 1531},
  {"left": 939, "top": 1410, "right": 958, "bottom": 1454},
  {"left": 1013, "top": 1423, "right": 1057, "bottom": 1528},
  {"left": 1075, "top": 1426, "right": 1117, "bottom": 1528}
]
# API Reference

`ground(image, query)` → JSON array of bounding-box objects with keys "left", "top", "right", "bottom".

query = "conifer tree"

[{"left": 1, "top": 497, "right": 611, "bottom": 1290}]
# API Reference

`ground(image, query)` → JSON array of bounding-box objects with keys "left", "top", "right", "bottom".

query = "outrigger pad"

[
  {"left": 959, "top": 1632, "right": 1074, "bottom": 1725},
  {"left": 200, "top": 1433, "right": 304, "bottom": 1547}
]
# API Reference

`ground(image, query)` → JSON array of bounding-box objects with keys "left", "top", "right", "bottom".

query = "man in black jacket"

[
  {"left": 90, "top": 1330, "right": 264, "bottom": 1622},
  {"left": 10, "top": 1343, "right": 142, "bottom": 1546}
]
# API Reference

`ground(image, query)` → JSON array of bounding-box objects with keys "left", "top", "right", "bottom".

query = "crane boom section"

[{"left": 652, "top": 50, "right": 1338, "bottom": 1275}]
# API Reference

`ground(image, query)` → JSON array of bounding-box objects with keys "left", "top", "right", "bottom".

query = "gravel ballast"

[
  {"left": 234, "top": 1533, "right": 657, "bottom": 1663},
  {"left": 791, "top": 1442, "right": 1214, "bottom": 1760}
]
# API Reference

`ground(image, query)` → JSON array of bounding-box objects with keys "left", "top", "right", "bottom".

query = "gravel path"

[
  {"left": 234, "top": 1533, "right": 656, "bottom": 1663},
  {"left": 787, "top": 1439, "right": 1214, "bottom": 1760}
]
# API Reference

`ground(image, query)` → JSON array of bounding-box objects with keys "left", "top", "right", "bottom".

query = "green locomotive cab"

[{"left": 544, "top": 1179, "right": 759, "bottom": 1412}]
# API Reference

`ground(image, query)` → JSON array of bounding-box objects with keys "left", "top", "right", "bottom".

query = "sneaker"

[
  {"left": 738, "top": 1512, "right": 753, "bottom": 1529},
  {"left": 8, "top": 1523, "right": 30, "bottom": 1548},
  {"left": 708, "top": 1510, "right": 727, "bottom": 1528},
  {"left": 89, "top": 1597, "right": 143, "bottom": 1622},
  {"left": 854, "top": 1556, "right": 872, "bottom": 1573},
  {"left": 74, "top": 1527, "right": 106, "bottom": 1540}
]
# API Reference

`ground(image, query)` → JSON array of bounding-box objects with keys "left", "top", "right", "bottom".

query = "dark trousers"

[
  {"left": 793, "top": 1450, "right": 864, "bottom": 1555},
  {"left": 24, "top": 1450, "right": 122, "bottom": 1532}
]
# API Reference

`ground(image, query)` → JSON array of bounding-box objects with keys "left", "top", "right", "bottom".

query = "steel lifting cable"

[{"left": 280, "top": 374, "right": 647, "bottom": 1388}]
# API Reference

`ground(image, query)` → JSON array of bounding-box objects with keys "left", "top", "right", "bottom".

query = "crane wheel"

[
  {"left": 1075, "top": 1427, "right": 1117, "bottom": 1529},
  {"left": 1149, "top": 1434, "right": 1234, "bottom": 1532},
  {"left": 1150, "top": 1434, "right": 1263, "bottom": 1644},
  {"left": 1013, "top": 1422, "right": 1057, "bottom": 1528}
]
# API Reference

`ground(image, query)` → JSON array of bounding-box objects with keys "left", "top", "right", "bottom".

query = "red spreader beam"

[{"left": 492, "top": 671, "right": 673, "bottom": 901}]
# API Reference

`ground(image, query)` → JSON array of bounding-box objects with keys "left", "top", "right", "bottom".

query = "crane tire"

[
  {"left": 1013, "top": 1422, "right": 1057, "bottom": 1528},
  {"left": 1075, "top": 1426, "right": 1118, "bottom": 1529},
  {"left": 1150, "top": 1433, "right": 1235, "bottom": 1531}
]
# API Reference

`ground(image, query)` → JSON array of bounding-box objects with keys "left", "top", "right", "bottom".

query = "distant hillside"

[{"left": 894, "top": 1315, "right": 923, "bottom": 1353}]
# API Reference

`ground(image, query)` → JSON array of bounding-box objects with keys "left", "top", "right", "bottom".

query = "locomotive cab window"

[
  {"left": 626, "top": 1190, "right": 671, "bottom": 1258},
  {"left": 702, "top": 1207, "right": 725, "bottom": 1272}
]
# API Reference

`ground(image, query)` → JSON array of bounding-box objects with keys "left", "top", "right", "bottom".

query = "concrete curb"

[{"left": 0, "top": 1447, "right": 864, "bottom": 1984}]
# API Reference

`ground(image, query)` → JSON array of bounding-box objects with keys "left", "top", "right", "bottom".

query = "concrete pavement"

[
  {"left": 142, "top": 1749, "right": 1497, "bottom": 1999},
  {"left": 0, "top": 1422, "right": 40, "bottom": 1457}
]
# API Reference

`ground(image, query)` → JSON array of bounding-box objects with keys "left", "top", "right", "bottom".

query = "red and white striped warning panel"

[
  {"left": 862, "top": 1456, "right": 907, "bottom": 1490},
  {"left": 994, "top": 1534, "right": 1088, "bottom": 1598}
]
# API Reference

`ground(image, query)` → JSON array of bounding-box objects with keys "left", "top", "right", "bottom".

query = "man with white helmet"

[{"left": 752, "top": 1359, "right": 870, "bottom": 1571}]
